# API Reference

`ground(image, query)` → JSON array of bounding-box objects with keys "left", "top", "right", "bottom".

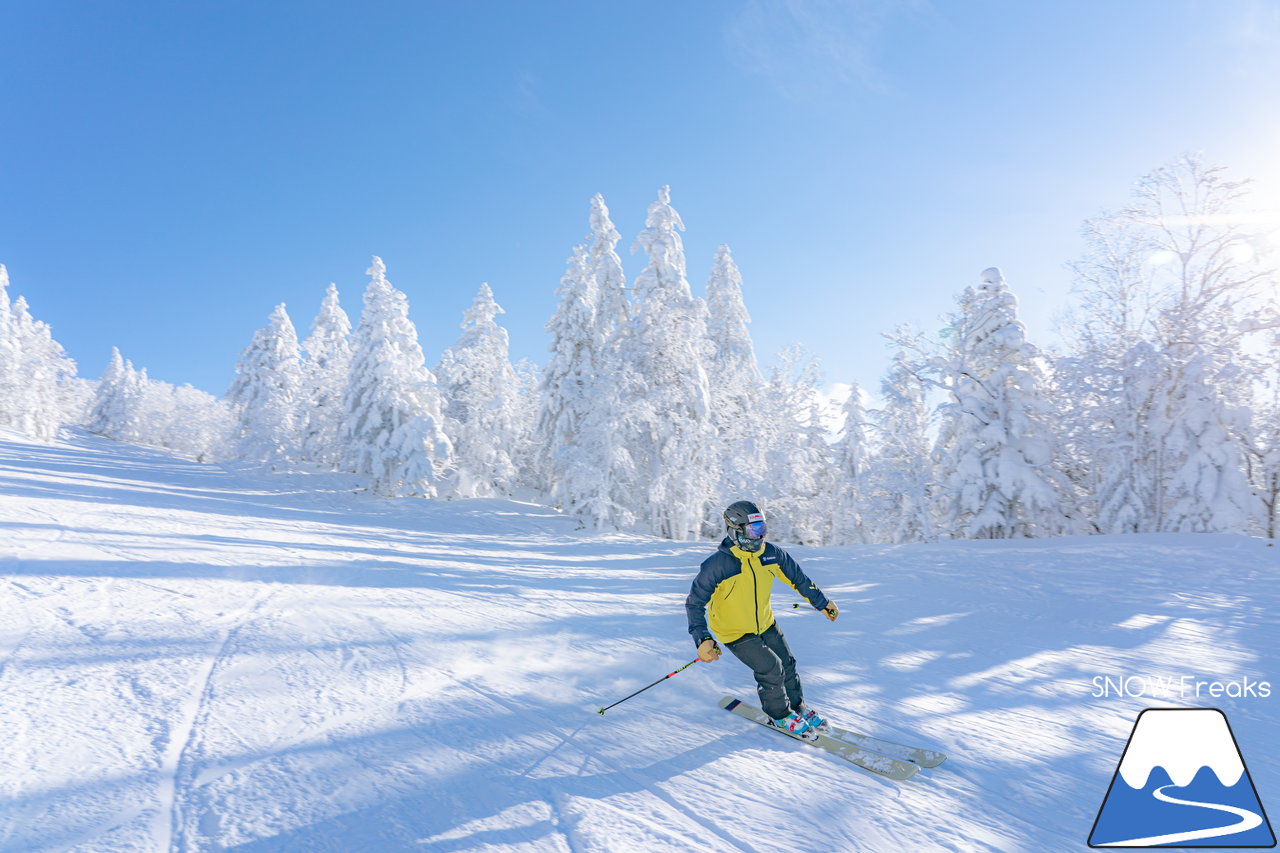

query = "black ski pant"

[{"left": 725, "top": 623, "right": 803, "bottom": 721}]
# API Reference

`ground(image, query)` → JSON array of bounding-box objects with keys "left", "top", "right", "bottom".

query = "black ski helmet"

[{"left": 724, "top": 500, "right": 767, "bottom": 552}]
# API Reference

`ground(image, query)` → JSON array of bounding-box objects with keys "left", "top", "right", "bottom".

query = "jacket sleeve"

[
  {"left": 772, "top": 547, "right": 829, "bottom": 611},
  {"left": 685, "top": 556, "right": 729, "bottom": 645}
]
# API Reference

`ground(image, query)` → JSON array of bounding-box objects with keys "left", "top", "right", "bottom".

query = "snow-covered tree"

[
  {"left": 867, "top": 348, "right": 938, "bottom": 543},
  {"left": 538, "top": 194, "right": 640, "bottom": 528},
  {"left": 58, "top": 377, "right": 96, "bottom": 427},
  {"left": 510, "top": 357, "right": 544, "bottom": 492},
  {"left": 704, "top": 244, "right": 767, "bottom": 520},
  {"left": 829, "top": 380, "right": 872, "bottom": 544},
  {"left": 622, "top": 186, "right": 716, "bottom": 540},
  {"left": 1077, "top": 342, "right": 1164, "bottom": 533},
  {"left": 0, "top": 265, "right": 76, "bottom": 441},
  {"left": 0, "top": 265, "right": 222, "bottom": 454},
  {"left": 1061, "top": 154, "right": 1274, "bottom": 533},
  {"left": 0, "top": 268, "right": 15, "bottom": 430},
  {"left": 298, "top": 284, "right": 353, "bottom": 469},
  {"left": 436, "top": 283, "right": 520, "bottom": 498},
  {"left": 759, "top": 347, "right": 834, "bottom": 545},
  {"left": 343, "top": 257, "right": 452, "bottom": 497},
  {"left": 538, "top": 243, "right": 598, "bottom": 505},
  {"left": 572, "top": 196, "right": 640, "bottom": 530},
  {"left": 587, "top": 193, "right": 630, "bottom": 356},
  {"left": 933, "top": 268, "right": 1071, "bottom": 539},
  {"left": 87, "top": 347, "right": 147, "bottom": 443},
  {"left": 92, "top": 358, "right": 233, "bottom": 461},
  {"left": 226, "top": 304, "right": 303, "bottom": 466},
  {"left": 8, "top": 298, "right": 71, "bottom": 441},
  {"left": 1248, "top": 331, "right": 1280, "bottom": 538},
  {"left": 154, "top": 383, "right": 235, "bottom": 462},
  {"left": 1162, "top": 355, "right": 1254, "bottom": 532}
]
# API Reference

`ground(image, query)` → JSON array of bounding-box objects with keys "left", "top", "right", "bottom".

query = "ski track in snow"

[
  {"left": 0, "top": 429, "right": 1277, "bottom": 852},
  {"left": 163, "top": 586, "right": 277, "bottom": 852},
  {"left": 432, "top": 654, "right": 758, "bottom": 853}
]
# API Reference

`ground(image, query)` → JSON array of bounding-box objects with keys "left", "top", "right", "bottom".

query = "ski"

[
  {"left": 819, "top": 722, "right": 947, "bottom": 768},
  {"left": 718, "top": 696, "right": 919, "bottom": 781}
]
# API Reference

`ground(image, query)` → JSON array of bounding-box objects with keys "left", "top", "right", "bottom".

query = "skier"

[{"left": 686, "top": 500, "right": 839, "bottom": 738}]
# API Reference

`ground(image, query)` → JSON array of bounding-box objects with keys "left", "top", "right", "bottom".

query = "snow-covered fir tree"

[
  {"left": 0, "top": 265, "right": 76, "bottom": 441},
  {"left": 759, "top": 347, "right": 834, "bottom": 545},
  {"left": 704, "top": 244, "right": 767, "bottom": 522},
  {"left": 867, "top": 348, "right": 938, "bottom": 543},
  {"left": 152, "top": 382, "right": 234, "bottom": 462},
  {"left": 933, "top": 268, "right": 1071, "bottom": 539},
  {"left": 7, "top": 297, "right": 72, "bottom": 442},
  {"left": 577, "top": 194, "right": 636, "bottom": 528},
  {"left": 90, "top": 352, "right": 233, "bottom": 461},
  {"left": 829, "top": 381, "right": 872, "bottom": 544},
  {"left": 298, "top": 284, "right": 353, "bottom": 469},
  {"left": 435, "top": 283, "right": 520, "bottom": 498},
  {"left": 1077, "top": 342, "right": 1165, "bottom": 533},
  {"left": 1162, "top": 354, "right": 1254, "bottom": 532},
  {"left": 226, "top": 303, "right": 303, "bottom": 466},
  {"left": 0, "top": 268, "right": 16, "bottom": 431},
  {"left": 622, "top": 186, "right": 715, "bottom": 540},
  {"left": 510, "top": 357, "right": 544, "bottom": 492},
  {"left": 343, "top": 257, "right": 452, "bottom": 497},
  {"left": 58, "top": 376, "right": 96, "bottom": 428},
  {"left": 587, "top": 193, "right": 630, "bottom": 360},
  {"left": 538, "top": 194, "right": 639, "bottom": 529},
  {"left": 87, "top": 347, "right": 147, "bottom": 443},
  {"left": 537, "top": 243, "right": 599, "bottom": 512}
]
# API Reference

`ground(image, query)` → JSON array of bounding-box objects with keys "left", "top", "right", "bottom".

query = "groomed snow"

[{"left": 1, "top": 430, "right": 1276, "bottom": 851}]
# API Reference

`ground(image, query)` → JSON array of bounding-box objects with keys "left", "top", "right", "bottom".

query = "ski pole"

[
  {"left": 597, "top": 658, "right": 701, "bottom": 715},
  {"left": 792, "top": 601, "right": 840, "bottom": 620}
]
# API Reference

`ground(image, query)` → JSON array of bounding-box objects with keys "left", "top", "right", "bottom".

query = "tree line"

[{"left": 2, "top": 154, "right": 1277, "bottom": 542}]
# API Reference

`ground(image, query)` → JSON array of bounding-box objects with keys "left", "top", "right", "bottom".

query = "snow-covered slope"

[{"left": 1, "top": 430, "right": 1276, "bottom": 852}]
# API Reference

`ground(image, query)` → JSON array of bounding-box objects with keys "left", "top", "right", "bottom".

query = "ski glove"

[
  {"left": 697, "top": 638, "right": 721, "bottom": 662},
  {"left": 822, "top": 601, "right": 839, "bottom": 621}
]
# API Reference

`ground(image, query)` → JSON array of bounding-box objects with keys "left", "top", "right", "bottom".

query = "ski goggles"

[{"left": 742, "top": 520, "right": 766, "bottom": 540}]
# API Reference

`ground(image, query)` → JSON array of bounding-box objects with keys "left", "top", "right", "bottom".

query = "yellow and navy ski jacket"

[{"left": 685, "top": 538, "right": 830, "bottom": 646}]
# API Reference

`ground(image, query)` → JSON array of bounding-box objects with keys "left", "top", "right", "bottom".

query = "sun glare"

[{"left": 1229, "top": 242, "right": 1257, "bottom": 264}]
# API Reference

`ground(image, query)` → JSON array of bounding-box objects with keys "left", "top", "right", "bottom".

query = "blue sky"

[{"left": 2, "top": 0, "right": 1278, "bottom": 397}]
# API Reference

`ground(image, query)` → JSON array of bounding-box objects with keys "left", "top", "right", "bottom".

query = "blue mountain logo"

[{"left": 1089, "top": 708, "right": 1275, "bottom": 848}]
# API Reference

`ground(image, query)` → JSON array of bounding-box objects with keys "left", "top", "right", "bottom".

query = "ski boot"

[
  {"left": 796, "top": 703, "right": 831, "bottom": 735},
  {"left": 768, "top": 711, "right": 817, "bottom": 741}
]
